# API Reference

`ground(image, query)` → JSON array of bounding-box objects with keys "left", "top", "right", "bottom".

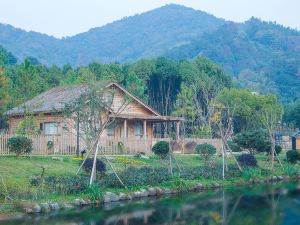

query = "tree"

[
  {"left": 210, "top": 101, "right": 242, "bottom": 176},
  {"left": 0, "top": 46, "right": 17, "bottom": 66},
  {"left": 173, "top": 57, "right": 231, "bottom": 137},
  {"left": 62, "top": 82, "right": 130, "bottom": 185},
  {"left": 0, "top": 68, "right": 9, "bottom": 114},
  {"left": 11, "top": 59, "right": 46, "bottom": 106},
  {"left": 173, "top": 83, "right": 199, "bottom": 136},
  {"left": 15, "top": 113, "right": 40, "bottom": 136},
  {"left": 233, "top": 129, "right": 271, "bottom": 154},
  {"left": 0, "top": 67, "right": 9, "bottom": 129},
  {"left": 257, "top": 95, "right": 283, "bottom": 170},
  {"left": 283, "top": 100, "right": 300, "bottom": 128},
  {"left": 123, "top": 71, "right": 145, "bottom": 99},
  {"left": 216, "top": 88, "right": 264, "bottom": 133}
]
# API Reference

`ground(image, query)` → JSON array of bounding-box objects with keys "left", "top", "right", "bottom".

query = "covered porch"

[{"left": 103, "top": 114, "right": 183, "bottom": 153}]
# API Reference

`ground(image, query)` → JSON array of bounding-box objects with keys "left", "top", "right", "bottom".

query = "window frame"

[
  {"left": 43, "top": 122, "right": 61, "bottom": 136},
  {"left": 106, "top": 123, "right": 115, "bottom": 137},
  {"left": 134, "top": 120, "right": 143, "bottom": 137}
]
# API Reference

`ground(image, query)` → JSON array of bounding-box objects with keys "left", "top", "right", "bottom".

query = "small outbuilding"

[{"left": 292, "top": 130, "right": 300, "bottom": 150}]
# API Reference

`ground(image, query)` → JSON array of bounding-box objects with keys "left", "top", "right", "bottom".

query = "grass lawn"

[
  {"left": 0, "top": 156, "right": 78, "bottom": 188},
  {"left": 0, "top": 152, "right": 299, "bottom": 216},
  {"left": 0, "top": 153, "right": 296, "bottom": 192}
]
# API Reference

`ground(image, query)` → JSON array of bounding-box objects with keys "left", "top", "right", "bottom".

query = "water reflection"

[{"left": 2, "top": 182, "right": 300, "bottom": 225}]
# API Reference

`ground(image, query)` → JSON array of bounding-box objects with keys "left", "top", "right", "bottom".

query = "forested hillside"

[
  {"left": 0, "top": 4, "right": 299, "bottom": 102},
  {"left": 0, "top": 46, "right": 231, "bottom": 132},
  {"left": 166, "top": 18, "right": 300, "bottom": 102},
  {"left": 0, "top": 4, "right": 224, "bottom": 66}
]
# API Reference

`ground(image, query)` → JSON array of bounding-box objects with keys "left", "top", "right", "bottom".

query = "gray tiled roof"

[
  {"left": 5, "top": 80, "right": 162, "bottom": 118},
  {"left": 5, "top": 84, "right": 88, "bottom": 116}
]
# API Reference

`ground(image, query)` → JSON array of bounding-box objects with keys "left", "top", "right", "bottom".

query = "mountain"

[
  {"left": 165, "top": 17, "right": 300, "bottom": 102},
  {"left": 0, "top": 4, "right": 299, "bottom": 102},
  {"left": 0, "top": 4, "right": 224, "bottom": 66}
]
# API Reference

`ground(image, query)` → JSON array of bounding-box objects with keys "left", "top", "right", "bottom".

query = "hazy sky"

[{"left": 0, "top": 0, "right": 299, "bottom": 38}]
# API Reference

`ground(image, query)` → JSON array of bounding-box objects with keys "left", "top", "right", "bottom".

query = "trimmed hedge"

[
  {"left": 152, "top": 141, "right": 169, "bottom": 159},
  {"left": 81, "top": 158, "right": 106, "bottom": 175},
  {"left": 7, "top": 136, "right": 33, "bottom": 156},
  {"left": 286, "top": 150, "right": 300, "bottom": 164},
  {"left": 195, "top": 143, "right": 216, "bottom": 160},
  {"left": 237, "top": 154, "right": 258, "bottom": 167}
]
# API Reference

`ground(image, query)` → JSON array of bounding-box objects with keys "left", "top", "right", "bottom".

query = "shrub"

[
  {"left": 7, "top": 136, "right": 33, "bottom": 156},
  {"left": 237, "top": 154, "right": 257, "bottom": 167},
  {"left": 275, "top": 145, "right": 282, "bottom": 154},
  {"left": 84, "top": 185, "right": 103, "bottom": 201},
  {"left": 233, "top": 130, "right": 271, "bottom": 154},
  {"left": 81, "top": 158, "right": 106, "bottom": 175},
  {"left": 102, "top": 166, "right": 170, "bottom": 187},
  {"left": 180, "top": 164, "right": 240, "bottom": 180},
  {"left": 286, "top": 150, "right": 300, "bottom": 164},
  {"left": 266, "top": 145, "right": 282, "bottom": 155},
  {"left": 102, "top": 164, "right": 241, "bottom": 188},
  {"left": 227, "top": 140, "right": 241, "bottom": 152},
  {"left": 195, "top": 143, "right": 216, "bottom": 160},
  {"left": 152, "top": 141, "right": 169, "bottom": 159},
  {"left": 43, "top": 176, "right": 89, "bottom": 194}
]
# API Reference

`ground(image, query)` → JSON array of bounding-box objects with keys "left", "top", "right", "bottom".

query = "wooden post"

[
  {"left": 76, "top": 116, "right": 80, "bottom": 157},
  {"left": 143, "top": 120, "right": 147, "bottom": 140},
  {"left": 124, "top": 119, "right": 127, "bottom": 139},
  {"left": 143, "top": 120, "right": 147, "bottom": 153}
]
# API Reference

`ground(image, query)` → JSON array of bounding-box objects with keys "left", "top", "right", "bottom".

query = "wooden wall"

[
  {"left": 297, "top": 139, "right": 300, "bottom": 150},
  {"left": 8, "top": 114, "right": 63, "bottom": 134},
  {"left": 111, "top": 87, "right": 154, "bottom": 116}
]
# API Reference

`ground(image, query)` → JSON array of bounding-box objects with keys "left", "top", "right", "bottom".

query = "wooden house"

[
  {"left": 292, "top": 130, "right": 300, "bottom": 150},
  {"left": 5, "top": 81, "right": 181, "bottom": 154}
]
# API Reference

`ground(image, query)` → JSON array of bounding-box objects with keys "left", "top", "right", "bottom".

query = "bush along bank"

[{"left": 17, "top": 171, "right": 300, "bottom": 215}]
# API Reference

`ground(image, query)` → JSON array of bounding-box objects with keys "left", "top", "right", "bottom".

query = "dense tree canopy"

[
  {"left": 0, "top": 54, "right": 231, "bottom": 133},
  {"left": 0, "top": 45, "right": 297, "bottom": 137},
  {"left": 283, "top": 100, "right": 300, "bottom": 129},
  {"left": 215, "top": 88, "right": 284, "bottom": 133}
]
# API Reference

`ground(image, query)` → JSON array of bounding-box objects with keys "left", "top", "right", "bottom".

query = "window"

[
  {"left": 44, "top": 122, "right": 60, "bottom": 135},
  {"left": 134, "top": 121, "right": 143, "bottom": 137},
  {"left": 107, "top": 124, "right": 115, "bottom": 137}
]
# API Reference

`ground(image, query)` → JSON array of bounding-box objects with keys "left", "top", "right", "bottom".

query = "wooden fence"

[
  {"left": 0, "top": 132, "right": 222, "bottom": 156},
  {"left": 0, "top": 132, "right": 155, "bottom": 156}
]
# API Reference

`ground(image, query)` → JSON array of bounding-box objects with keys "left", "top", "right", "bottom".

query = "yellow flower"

[
  {"left": 115, "top": 157, "right": 145, "bottom": 165},
  {"left": 72, "top": 157, "right": 84, "bottom": 161}
]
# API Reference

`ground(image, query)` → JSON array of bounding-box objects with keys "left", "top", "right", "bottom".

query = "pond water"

[{"left": 2, "top": 182, "right": 300, "bottom": 225}]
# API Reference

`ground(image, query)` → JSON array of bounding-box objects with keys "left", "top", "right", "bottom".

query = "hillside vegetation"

[{"left": 0, "top": 4, "right": 299, "bottom": 101}]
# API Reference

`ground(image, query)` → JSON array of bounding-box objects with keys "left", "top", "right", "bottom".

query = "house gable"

[{"left": 108, "top": 82, "right": 159, "bottom": 117}]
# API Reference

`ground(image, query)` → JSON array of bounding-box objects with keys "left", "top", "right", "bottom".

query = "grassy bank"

[{"left": 0, "top": 152, "right": 299, "bottom": 217}]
